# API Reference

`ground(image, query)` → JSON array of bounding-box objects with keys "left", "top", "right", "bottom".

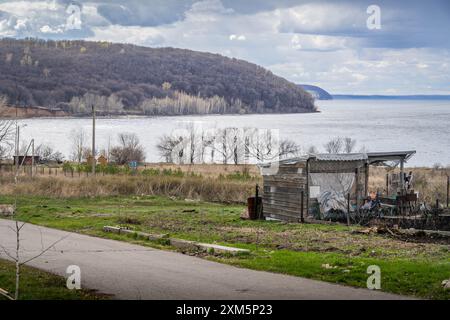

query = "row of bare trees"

[
  {"left": 324, "top": 137, "right": 359, "bottom": 154},
  {"left": 157, "top": 125, "right": 301, "bottom": 165},
  {"left": 69, "top": 129, "right": 145, "bottom": 165}
]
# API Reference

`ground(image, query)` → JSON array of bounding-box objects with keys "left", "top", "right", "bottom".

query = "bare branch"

[
  {"left": 0, "top": 244, "right": 17, "bottom": 261},
  {"left": 19, "top": 234, "right": 70, "bottom": 266}
]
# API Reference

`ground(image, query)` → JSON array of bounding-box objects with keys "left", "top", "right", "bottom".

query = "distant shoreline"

[
  {"left": 332, "top": 95, "right": 450, "bottom": 100},
  {"left": 1, "top": 107, "right": 320, "bottom": 120}
]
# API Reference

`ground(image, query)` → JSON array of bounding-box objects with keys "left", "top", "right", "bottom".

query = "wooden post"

[
  {"left": 355, "top": 168, "right": 360, "bottom": 207},
  {"left": 255, "top": 184, "right": 260, "bottom": 220},
  {"left": 300, "top": 190, "right": 304, "bottom": 223},
  {"left": 346, "top": 193, "right": 351, "bottom": 226},
  {"left": 92, "top": 104, "right": 96, "bottom": 176},
  {"left": 31, "top": 140, "right": 34, "bottom": 178},
  {"left": 364, "top": 163, "right": 369, "bottom": 198},
  {"left": 447, "top": 175, "right": 449, "bottom": 208},
  {"left": 386, "top": 173, "right": 389, "bottom": 196},
  {"left": 400, "top": 158, "right": 405, "bottom": 192}
]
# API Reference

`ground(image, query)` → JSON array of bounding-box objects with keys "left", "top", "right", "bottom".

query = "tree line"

[
  {"left": 0, "top": 38, "right": 316, "bottom": 116},
  {"left": 157, "top": 125, "right": 301, "bottom": 165}
]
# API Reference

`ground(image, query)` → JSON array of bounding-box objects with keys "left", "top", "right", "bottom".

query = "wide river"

[{"left": 16, "top": 99, "right": 450, "bottom": 167}]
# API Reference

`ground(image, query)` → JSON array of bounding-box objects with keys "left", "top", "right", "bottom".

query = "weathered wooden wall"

[
  {"left": 262, "top": 161, "right": 308, "bottom": 222},
  {"left": 262, "top": 159, "right": 368, "bottom": 222}
]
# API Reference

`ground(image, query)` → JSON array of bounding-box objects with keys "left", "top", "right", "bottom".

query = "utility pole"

[
  {"left": 15, "top": 125, "right": 19, "bottom": 172},
  {"left": 31, "top": 139, "right": 35, "bottom": 178},
  {"left": 92, "top": 104, "right": 96, "bottom": 175}
]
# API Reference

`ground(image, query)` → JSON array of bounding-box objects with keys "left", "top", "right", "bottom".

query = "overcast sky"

[{"left": 0, "top": 0, "right": 449, "bottom": 94}]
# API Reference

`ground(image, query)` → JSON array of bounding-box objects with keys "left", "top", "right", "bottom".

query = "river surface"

[{"left": 16, "top": 99, "right": 450, "bottom": 167}]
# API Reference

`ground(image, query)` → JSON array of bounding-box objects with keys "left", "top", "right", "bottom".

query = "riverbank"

[
  {"left": 0, "top": 105, "right": 68, "bottom": 118},
  {"left": 0, "top": 105, "right": 319, "bottom": 120}
]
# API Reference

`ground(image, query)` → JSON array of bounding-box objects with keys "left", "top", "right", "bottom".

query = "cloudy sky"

[{"left": 0, "top": 0, "right": 449, "bottom": 94}]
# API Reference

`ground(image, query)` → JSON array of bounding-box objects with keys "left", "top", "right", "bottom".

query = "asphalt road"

[{"left": 0, "top": 219, "right": 409, "bottom": 300}]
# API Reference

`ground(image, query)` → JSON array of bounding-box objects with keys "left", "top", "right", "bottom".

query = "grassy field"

[
  {"left": 1, "top": 194, "right": 449, "bottom": 300},
  {"left": 1, "top": 163, "right": 448, "bottom": 205},
  {"left": 0, "top": 258, "right": 107, "bottom": 300}
]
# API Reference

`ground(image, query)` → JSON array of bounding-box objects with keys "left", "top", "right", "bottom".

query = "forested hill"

[{"left": 0, "top": 38, "right": 315, "bottom": 116}]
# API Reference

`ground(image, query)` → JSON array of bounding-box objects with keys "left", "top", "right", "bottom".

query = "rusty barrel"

[{"left": 247, "top": 196, "right": 263, "bottom": 220}]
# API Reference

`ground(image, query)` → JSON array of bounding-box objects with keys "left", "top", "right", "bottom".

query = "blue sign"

[{"left": 129, "top": 161, "right": 138, "bottom": 169}]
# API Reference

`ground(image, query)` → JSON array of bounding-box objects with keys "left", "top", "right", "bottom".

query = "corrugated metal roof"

[
  {"left": 310, "top": 153, "right": 368, "bottom": 161},
  {"left": 257, "top": 157, "right": 308, "bottom": 168},
  {"left": 258, "top": 150, "right": 416, "bottom": 167}
]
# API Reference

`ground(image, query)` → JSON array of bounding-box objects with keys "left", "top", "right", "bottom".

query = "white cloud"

[
  {"left": 40, "top": 24, "right": 63, "bottom": 34},
  {"left": 0, "top": 0, "right": 448, "bottom": 94},
  {"left": 290, "top": 34, "right": 355, "bottom": 51},
  {"left": 277, "top": 3, "right": 366, "bottom": 34},
  {"left": 229, "top": 34, "right": 246, "bottom": 41}
]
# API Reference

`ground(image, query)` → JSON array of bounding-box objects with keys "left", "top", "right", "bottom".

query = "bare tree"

[
  {"left": 157, "top": 127, "right": 300, "bottom": 165},
  {"left": 110, "top": 133, "right": 145, "bottom": 165},
  {"left": 245, "top": 128, "right": 279, "bottom": 162},
  {"left": 324, "top": 137, "right": 343, "bottom": 154},
  {"left": 0, "top": 219, "right": 68, "bottom": 300},
  {"left": 0, "top": 139, "right": 68, "bottom": 300},
  {"left": 69, "top": 129, "right": 86, "bottom": 163},
  {"left": 279, "top": 139, "right": 301, "bottom": 159},
  {"left": 35, "top": 144, "right": 64, "bottom": 163},
  {"left": 343, "top": 137, "right": 357, "bottom": 153},
  {"left": 0, "top": 96, "right": 15, "bottom": 160},
  {"left": 213, "top": 128, "right": 243, "bottom": 165},
  {"left": 307, "top": 145, "right": 319, "bottom": 154},
  {"left": 157, "top": 134, "right": 180, "bottom": 163}
]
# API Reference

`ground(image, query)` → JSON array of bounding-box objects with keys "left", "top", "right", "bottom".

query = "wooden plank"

[
  {"left": 262, "top": 186, "right": 305, "bottom": 194},
  {"left": 264, "top": 180, "right": 305, "bottom": 188},
  {"left": 263, "top": 210, "right": 300, "bottom": 222},
  {"left": 263, "top": 193, "right": 303, "bottom": 204},
  {"left": 263, "top": 204, "right": 303, "bottom": 217},
  {"left": 265, "top": 212, "right": 300, "bottom": 222},
  {"left": 263, "top": 201, "right": 304, "bottom": 212},
  {"left": 263, "top": 175, "right": 306, "bottom": 182},
  {"left": 263, "top": 194, "right": 306, "bottom": 205},
  {"left": 263, "top": 197, "right": 302, "bottom": 206}
]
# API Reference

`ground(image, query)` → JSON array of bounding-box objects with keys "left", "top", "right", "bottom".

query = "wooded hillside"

[{"left": 0, "top": 38, "right": 315, "bottom": 116}]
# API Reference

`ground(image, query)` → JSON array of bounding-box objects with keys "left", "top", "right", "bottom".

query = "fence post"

[
  {"left": 447, "top": 175, "right": 449, "bottom": 208},
  {"left": 346, "top": 193, "right": 351, "bottom": 226},
  {"left": 255, "top": 184, "right": 260, "bottom": 219},
  {"left": 300, "top": 190, "right": 304, "bottom": 223},
  {"left": 386, "top": 173, "right": 389, "bottom": 196}
]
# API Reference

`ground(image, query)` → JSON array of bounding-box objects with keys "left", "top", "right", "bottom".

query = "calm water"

[{"left": 17, "top": 99, "right": 450, "bottom": 167}]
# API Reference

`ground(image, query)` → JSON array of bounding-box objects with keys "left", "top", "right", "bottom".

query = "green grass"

[
  {"left": 1, "top": 194, "right": 449, "bottom": 300},
  {"left": 0, "top": 259, "right": 107, "bottom": 300}
]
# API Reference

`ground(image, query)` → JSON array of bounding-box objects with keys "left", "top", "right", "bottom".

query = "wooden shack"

[
  {"left": 259, "top": 151, "right": 416, "bottom": 222},
  {"left": 13, "top": 155, "right": 40, "bottom": 166}
]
